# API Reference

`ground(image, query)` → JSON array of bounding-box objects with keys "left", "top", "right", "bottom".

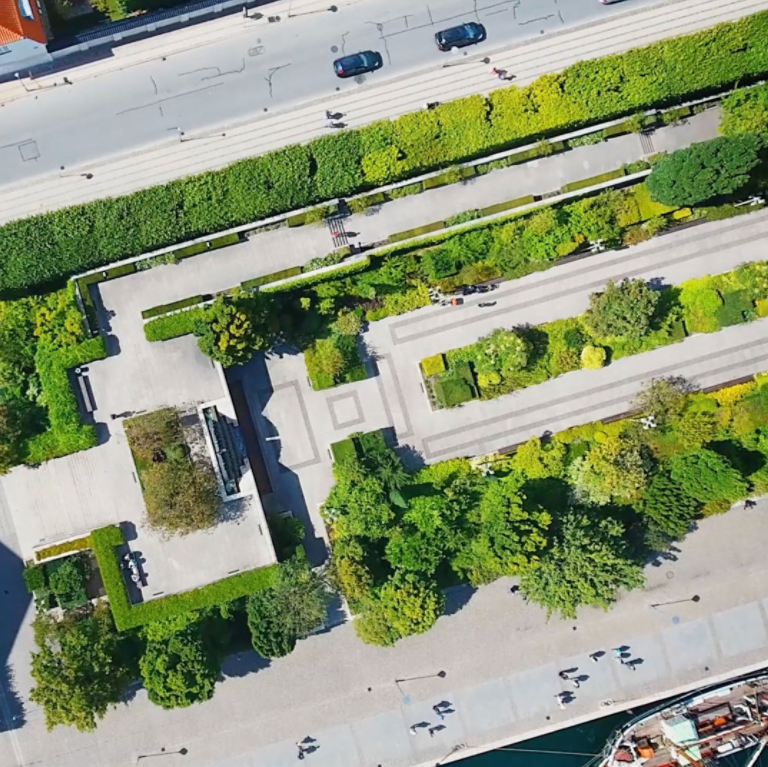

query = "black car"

[
  {"left": 333, "top": 51, "right": 384, "bottom": 78},
  {"left": 435, "top": 22, "right": 486, "bottom": 51}
]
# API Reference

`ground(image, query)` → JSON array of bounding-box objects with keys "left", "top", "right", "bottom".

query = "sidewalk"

[
  {"left": 0, "top": 0, "right": 761, "bottom": 225},
  {"left": 126, "top": 107, "right": 722, "bottom": 316}
]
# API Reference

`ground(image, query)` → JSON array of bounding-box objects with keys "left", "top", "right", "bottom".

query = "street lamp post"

[
  {"left": 395, "top": 670, "right": 446, "bottom": 703},
  {"left": 136, "top": 747, "right": 188, "bottom": 764},
  {"left": 650, "top": 595, "right": 700, "bottom": 610}
]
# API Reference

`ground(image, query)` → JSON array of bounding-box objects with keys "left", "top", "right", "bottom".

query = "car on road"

[
  {"left": 333, "top": 51, "right": 384, "bottom": 78},
  {"left": 435, "top": 22, "right": 486, "bottom": 51}
]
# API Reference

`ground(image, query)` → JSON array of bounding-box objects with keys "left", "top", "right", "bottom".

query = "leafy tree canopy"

[
  {"left": 646, "top": 135, "right": 761, "bottom": 206},
  {"left": 247, "top": 557, "right": 331, "bottom": 658},
  {"left": 510, "top": 436, "right": 567, "bottom": 480},
  {"left": 584, "top": 278, "right": 659, "bottom": 341},
  {"left": 638, "top": 470, "right": 698, "bottom": 539},
  {"left": 520, "top": 511, "right": 645, "bottom": 619},
  {"left": 473, "top": 328, "right": 530, "bottom": 376},
  {"left": 668, "top": 448, "right": 748, "bottom": 503},
  {"left": 30, "top": 606, "right": 133, "bottom": 732},
  {"left": 568, "top": 432, "right": 649, "bottom": 505},
  {"left": 140, "top": 626, "right": 218, "bottom": 709},
  {"left": 633, "top": 377, "right": 694, "bottom": 426},
  {"left": 452, "top": 473, "right": 551, "bottom": 585}
]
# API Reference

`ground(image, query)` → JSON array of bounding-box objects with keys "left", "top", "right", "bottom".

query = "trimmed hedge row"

[
  {"left": 561, "top": 169, "right": 627, "bottom": 193},
  {"left": 91, "top": 525, "right": 278, "bottom": 631},
  {"left": 141, "top": 295, "right": 204, "bottom": 320},
  {"left": 260, "top": 257, "right": 370, "bottom": 293},
  {"left": 4, "top": 12, "right": 768, "bottom": 295},
  {"left": 143, "top": 307, "right": 207, "bottom": 342},
  {"left": 241, "top": 266, "right": 302, "bottom": 291},
  {"left": 35, "top": 535, "right": 92, "bottom": 562},
  {"left": 25, "top": 338, "right": 107, "bottom": 464}
]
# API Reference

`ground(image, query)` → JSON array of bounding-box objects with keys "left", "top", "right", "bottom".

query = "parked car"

[
  {"left": 435, "top": 22, "right": 486, "bottom": 51},
  {"left": 333, "top": 51, "right": 384, "bottom": 78}
]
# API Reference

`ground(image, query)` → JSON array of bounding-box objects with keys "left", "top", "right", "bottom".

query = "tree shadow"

[
  {"left": 220, "top": 649, "right": 272, "bottom": 679},
  {"left": 443, "top": 584, "right": 477, "bottom": 616}
]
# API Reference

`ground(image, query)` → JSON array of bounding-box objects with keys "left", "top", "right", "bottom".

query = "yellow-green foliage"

[
  {"left": 581, "top": 345, "right": 606, "bottom": 369},
  {"left": 420, "top": 354, "right": 446, "bottom": 377},
  {"left": 633, "top": 183, "right": 678, "bottom": 220},
  {"left": 710, "top": 381, "right": 757, "bottom": 406},
  {"left": 35, "top": 535, "right": 92, "bottom": 562}
]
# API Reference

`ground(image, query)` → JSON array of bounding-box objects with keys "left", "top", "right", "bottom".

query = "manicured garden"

[
  {"left": 0, "top": 284, "right": 106, "bottom": 474},
  {"left": 426, "top": 263, "right": 768, "bottom": 408},
  {"left": 3, "top": 12, "right": 768, "bottom": 295},
  {"left": 323, "top": 374, "right": 768, "bottom": 645},
  {"left": 124, "top": 408, "right": 221, "bottom": 536}
]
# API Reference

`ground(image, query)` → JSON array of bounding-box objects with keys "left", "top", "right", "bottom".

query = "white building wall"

[{"left": 0, "top": 38, "right": 52, "bottom": 77}]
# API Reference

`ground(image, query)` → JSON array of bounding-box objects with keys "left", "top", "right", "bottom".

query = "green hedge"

[
  {"left": 330, "top": 438, "right": 357, "bottom": 463},
  {"left": 561, "top": 169, "right": 626, "bottom": 193},
  {"left": 388, "top": 221, "right": 446, "bottom": 243},
  {"left": 174, "top": 232, "right": 241, "bottom": 259},
  {"left": 141, "top": 295, "right": 205, "bottom": 320},
  {"left": 241, "top": 266, "right": 302, "bottom": 291},
  {"left": 478, "top": 195, "right": 537, "bottom": 218},
  {"left": 144, "top": 307, "right": 207, "bottom": 342},
  {"left": 4, "top": 12, "right": 768, "bottom": 295},
  {"left": 24, "top": 338, "right": 107, "bottom": 464},
  {"left": 260, "top": 257, "right": 370, "bottom": 293},
  {"left": 35, "top": 535, "right": 92, "bottom": 562},
  {"left": 91, "top": 525, "right": 278, "bottom": 631}
]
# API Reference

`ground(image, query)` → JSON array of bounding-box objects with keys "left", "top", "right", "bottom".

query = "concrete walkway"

[
  {"left": 114, "top": 107, "right": 721, "bottom": 318},
  {"left": 0, "top": 0, "right": 761, "bottom": 224}
]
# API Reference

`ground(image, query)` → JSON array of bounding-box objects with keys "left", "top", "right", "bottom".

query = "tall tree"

[
  {"left": 140, "top": 626, "right": 218, "bottom": 709},
  {"left": 30, "top": 606, "right": 132, "bottom": 732},
  {"left": 583, "top": 279, "right": 659, "bottom": 341},
  {"left": 520, "top": 511, "right": 644, "bottom": 619},
  {"left": 668, "top": 448, "right": 748, "bottom": 503},
  {"left": 646, "top": 135, "right": 761, "bottom": 206},
  {"left": 638, "top": 471, "right": 698, "bottom": 539},
  {"left": 633, "top": 377, "right": 694, "bottom": 426},
  {"left": 247, "top": 558, "right": 331, "bottom": 658}
]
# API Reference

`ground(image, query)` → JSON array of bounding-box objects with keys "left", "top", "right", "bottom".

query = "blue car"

[
  {"left": 435, "top": 22, "right": 486, "bottom": 51},
  {"left": 333, "top": 51, "right": 384, "bottom": 78}
]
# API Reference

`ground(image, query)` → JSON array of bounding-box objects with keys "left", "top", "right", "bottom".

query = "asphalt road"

[{"left": 0, "top": 0, "right": 660, "bottom": 187}]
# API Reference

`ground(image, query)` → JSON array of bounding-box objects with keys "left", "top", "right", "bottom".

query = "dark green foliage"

[
  {"left": 30, "top": 606, "right": 133, "bottom": 732},
  {"left": 520, "top": 512, "right": 645, "bottom": 619},
  {"left": 330, "top": 437, "right": 357, "bottom": 464},
  {"left": 716, "top": 290, "right": 755, "bottom": 326},
  {"left": 140, "top": 626, "right": 218, "bottom": 709},
  {"left": 584, "top": 279, "right": 659, "bottom": 341},
  {"left": 141, "top": 295, "right": 205, "bottom": 320},
  {"left": 47, "top": 556, "right": 89, "bottom": 609},
  {"left": 646, "top": 135, "right": 762, "bottom": 206},
  {"left": 637, "top": 471, "right": 698, "bottom": 538},
  {"left": 246, "top": 557, "right": 330, "bottom": 658},
  {"left": 668, "top": 448, "right": 749, "bottom": 503},
  {"left": 91, "top": 525, "right": 278, "bottom": 631},
  {"left": 22, "top": 563, "right": 46, "bottom": 593}
]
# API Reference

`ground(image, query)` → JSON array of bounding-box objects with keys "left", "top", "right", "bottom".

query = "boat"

[{"left": 600, "top": 671, "right": 768, "bottom": 767}]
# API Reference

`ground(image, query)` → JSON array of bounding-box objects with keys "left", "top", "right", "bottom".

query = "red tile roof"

[{"left": 0, "top": 0, "right": 46, "bottom": 46}]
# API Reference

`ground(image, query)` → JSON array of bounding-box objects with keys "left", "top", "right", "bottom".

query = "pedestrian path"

[
  {"left": 125, "top": 106, "right": 721, "bottom": 317},
  {"left": 0, "top": 0, "right": 760, "bottom": 224}
]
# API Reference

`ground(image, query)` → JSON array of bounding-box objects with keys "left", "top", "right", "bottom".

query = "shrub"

[
  {"left": 47, "top": 556, "right": 88, "bottom": 609},
  {"left": 144, "top": 307, "right": 208, "bottom": 342},
  {"left": 584, "top": 279, "right": 659, "bottom": 341},
  {"left": 646, "top": 135, "right": 762, "bottom": 206},
  {"left": 330, "top": 438, "right": 357, "bottom": 464},
  {"left": 24, "top": 338, "right": 107, "bottom": 465},
  {"left": 668, "top": 448, "right": 748, "bottom": 503},
  {"left": 141, "top": 296, "right": 205, "bottom": 320},
  {"left": 720, "top": 83, "right": 768, "bottom": 136},
  {"left": 35, "top": 535, "right": 92, "bottom": 562},
  {"left": 561, "top": 169, "right": 625, "bottom": 193},
  {"left": 387, "top": 222, "right": 446, "bottom": 244},
  {"left": 387, "top": 183, "right": 422, "bottom": 199},
  {"left": 125, "top": 408, "right": 181, "bottom": 462},
  {"left": 23, "top": 563, "right": 46, "bottom": 593},
  {"left": 421, "top": 354, "right": 446, "bottom": 377},
  {"left": 241, "top": 267, "right": 302, "bottom": 291},
  {"left": 260, "top": 257, "right": 369, "bottom": 293},
  {"left": 581, "top": 345, "right": 606, "bottom": 369}
]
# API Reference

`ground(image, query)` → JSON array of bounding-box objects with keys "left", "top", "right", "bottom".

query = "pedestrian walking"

[
  {"left": 509, "top": 585, "right": 520, "bottom": 595},
  {"left": 409, "top": 725, "right": 418, "bottom": 735},
  {"left": 558, "top": 670, "right": 569, "bottom": 680},
  {"left": 612, "top": 648, "right": 625, "bottom": 663},
  {"left": 626, "top": 660, "right": 637, "bottom": 672},
  {"left": 297, "top": 743, "right": 305, "bottom": 760},
  {"left": 433, "top": 704, "right": 445, "bottom": 720},
  {"left": 555, "top": 692, "right": 567, "bottom": 710},
  {"left": 745, "top": 499, "right": 757, "bottom": 509},
  {"left": 428, "top": 727, "right": 436, "bottom": 738},
  {"left": 571, "top": 678, "right": 580, "bottom": 689},
  {"left": 590, "top": 652, "right": 601, "bottom": 663}
]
